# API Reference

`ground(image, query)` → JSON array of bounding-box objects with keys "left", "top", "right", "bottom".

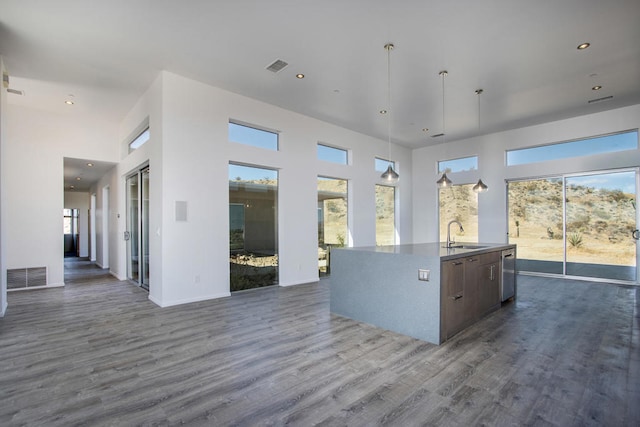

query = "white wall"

[
  {"left": 4, "top": 105, "right": 119, "bottom": 286},
  {"left": 107, "top": 71, "right": 412, "bottom": 307},
  {"left": 0, "top": 57, "right": 8, "bottom": 316},
  {"left": 412, "top": 104, "right": 640, "bottom": 245},
  {"left": 64, "top": 191, "right": 90, "bottom": 257}
]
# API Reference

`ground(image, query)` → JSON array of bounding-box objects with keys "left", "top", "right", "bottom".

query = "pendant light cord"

[
  {"left": 440, "top": 70, "right": 447, "bottom": 143},
  {"left": 476, "top": 88, "right": 483, "bottom": 130},
  {"left": 386, "top": 43, "right": 392, "bottom": 165}
]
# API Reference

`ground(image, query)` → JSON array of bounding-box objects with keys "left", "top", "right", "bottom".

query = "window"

[
  {"left": 229, "top": 122, "right": 278, "bottom": 151},
  {"left": 376, "top": 185, "right": 395, "bottom": 245},
  {"left": 375, "top": 157, "right": 395, "bottom": 173},
  {"left": 318, "top": 176, "right": 348, "bottom": 276},
  {"left": 439, "top": 184, "right": 478, "bottom": 244},
  {"left": 229, "top": 164, "right": 279, "bottom": 291},
  {"left": 128, "top": 127, "right": 150, "bottom": 152},
  {"left": 63, "top": 208, "right": 78, "bottom": 235},
  {"left": 506, "top": 130, "right": 638, "bottom": 166},
  {"left": 438, "top": 156, "right": 478, "bottom": 174},
  {"left": 318, "top": 143, "right": 348, "bottom": 164}
]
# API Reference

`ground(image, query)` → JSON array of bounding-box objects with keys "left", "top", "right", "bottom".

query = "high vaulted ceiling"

[{"left": 2, "top": 0, "right": 640, "bottom": 151}]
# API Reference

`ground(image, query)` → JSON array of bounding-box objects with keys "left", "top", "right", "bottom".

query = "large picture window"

[
  {"left": 318, "top": 176, "right": 348, "bottom": 276},
  {"left": 439, "top": 184, "right": 479, "bottom": 244},
  {"left": 229, "top": 164, "right": 279, "bottom": 291},
  {"left": 375, "top": 185, "right": 395, "bottom": 245}
]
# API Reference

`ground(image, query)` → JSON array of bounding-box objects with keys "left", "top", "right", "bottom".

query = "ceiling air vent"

[
  {"left": 7, "top": 88, "right": 24, "bottom": 95},
  {"left": 588, "top": 95, "right": 613, "bottom": 104},
  {"left": 431, "top": 133, "right": 445, "bottom": 138},
  {"left": 266, "top": 59, "right": 289, "bottom": 73}
]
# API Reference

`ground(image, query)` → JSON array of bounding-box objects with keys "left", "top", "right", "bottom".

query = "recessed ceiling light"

[
  {"left": 65, "top": 100, "right": 74, "bottom": 105},
  {"left": 577, "top": 42, "right": 590, "bottom": 50},
  {"left": 86, "top": 163, "right": 94, "bottom": 167},
  {"left": 296, "top": 74, "right": 305, "bottom": 79},
  {"left": 422, "top": 128, "right": 429, "bottom": 132},
  {"left": 592, "top": 85, "right": 602, "bottom": 90},
  {"left": 380, "top": 109, "right": 387, "bottom": 114},
  {"left": 70, "top": 185, "right": 75, "bottom": 189},
  {"left": 76, "top": 177, "right": 81, "bottom": 181}
]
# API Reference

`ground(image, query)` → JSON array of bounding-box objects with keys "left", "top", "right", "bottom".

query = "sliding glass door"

[
  {"left": 507, "top": 178, "right": 564, "bottom": 274},
  {"left": 126, "top": 167, "right": 150, "bottom": 290},
  {"left": 565, "top": 171, "right": 636, "bottom": 280},
  {"left": 508, "top": 169, "right": 638, "bottom": 282}
]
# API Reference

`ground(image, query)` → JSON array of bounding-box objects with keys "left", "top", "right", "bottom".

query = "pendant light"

[
  {"left": 380, "top": 43, "right": 399, "bottom": 183},
  {"left": 472, "top": 88, "right": 488, "bottom": 193},
  {"left": 436, "top": 70, "right": 452, "bottom": 187}
]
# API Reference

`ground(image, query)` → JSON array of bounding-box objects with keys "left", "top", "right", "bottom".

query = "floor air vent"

[{"left": 7, "top": 267, "right": 47, "bottom": 289}]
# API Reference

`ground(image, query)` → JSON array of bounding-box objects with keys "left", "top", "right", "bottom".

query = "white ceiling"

[
  {"left": 2, "top": 0, "right": 640, "bottom": 158},
  {"left": 63, "top": 158, "right": 116, "bottom": 192}
]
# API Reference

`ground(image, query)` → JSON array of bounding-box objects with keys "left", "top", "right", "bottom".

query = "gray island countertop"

[{"left": 336, "top": 242, "right": 516, "bottom": 260}]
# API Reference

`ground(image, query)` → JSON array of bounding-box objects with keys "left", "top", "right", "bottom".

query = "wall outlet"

[{"left": 418, "top": 269, "right": 430, "bottom": 281}]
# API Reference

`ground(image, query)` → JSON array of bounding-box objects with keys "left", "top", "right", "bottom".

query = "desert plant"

[{"left": 568, "top": 232, "right": 583, "bottom": 248}]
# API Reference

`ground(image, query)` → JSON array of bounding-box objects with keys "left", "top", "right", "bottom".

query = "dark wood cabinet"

[
  {"left": 440, "top": 251, "right": 501, "bottom": 342},
  {"left": 476, "top": 252, "right": 501, "bottom": 317},
  {"left": 441, "top": 259, "right": 466, "bottom": 340}
]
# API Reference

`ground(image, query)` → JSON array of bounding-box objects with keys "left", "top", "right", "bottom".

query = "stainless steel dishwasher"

[{"left": 501, "top": 248, "right": 516, "bottom": 301}]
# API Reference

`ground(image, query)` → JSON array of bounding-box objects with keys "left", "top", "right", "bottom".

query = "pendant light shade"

[
  {"left": 381, "top": 43, "right": 399, "bottom": 183},
  {"left": 381, "top": 164, "right": 400, "bottom": 182},
  {"left": 437, "top": 172, "right": 452, "bottom": 188},
  {"left": 472, "top": 179, "right": 488, "bottom": 193}
]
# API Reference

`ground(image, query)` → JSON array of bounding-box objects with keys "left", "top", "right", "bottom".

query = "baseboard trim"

[
  {"left": 278, "top": 278, "right": 320, "bottom": 287},
  {"left": 149, "top": 292, "right": 231, "bottom": 308},
  {"left": 7, "top": 282, "right": 65, "bottom": 292},
  {"left": 110, "top": 271, "right": 126, "bottom": 281}
]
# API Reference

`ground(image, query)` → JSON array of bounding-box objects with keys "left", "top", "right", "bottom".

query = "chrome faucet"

[{"left": 446, "top": 220, "right": 464, "bottom": 248}]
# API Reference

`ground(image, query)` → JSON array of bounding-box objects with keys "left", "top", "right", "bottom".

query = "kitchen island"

[{"left": 329, "top": 242, "right": 516, "bottom": 344}]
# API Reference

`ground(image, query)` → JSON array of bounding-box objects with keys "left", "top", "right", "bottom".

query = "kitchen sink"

[{"left": 445, "top": 244, "right": 489, "bottom": 250}]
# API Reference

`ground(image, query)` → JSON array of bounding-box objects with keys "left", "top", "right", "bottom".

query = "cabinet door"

[
  {"left": 464, "top": 256, "right": 480, "bottom": 321},
  {"left": 477, "top": 258, "right": 500, "bottom": 316},
  {"left": 441, "top": 259, "right": 466, "bottom": 340}
]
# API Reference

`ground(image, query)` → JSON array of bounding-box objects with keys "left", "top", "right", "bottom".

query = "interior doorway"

[{"left": 126, "top": 166, "right": 150, "bottom": 290}]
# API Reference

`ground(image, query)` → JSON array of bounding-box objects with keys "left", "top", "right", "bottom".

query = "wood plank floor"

[{"left": 0, "top": 259, "right": 638, "bottom": 426}]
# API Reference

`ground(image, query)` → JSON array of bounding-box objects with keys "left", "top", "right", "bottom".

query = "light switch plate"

[{"left": 418, "top": 269, "right": 430, "bottom": 281}]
